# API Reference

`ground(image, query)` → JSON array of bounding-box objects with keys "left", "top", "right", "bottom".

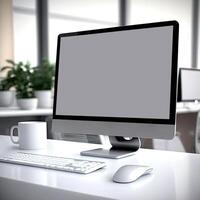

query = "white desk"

[
  {"left": 0, "top": 135, "right": 200, "bottom": 200},
  {"left": 0, "top": 107, "right": 52, "bottom": 117}
]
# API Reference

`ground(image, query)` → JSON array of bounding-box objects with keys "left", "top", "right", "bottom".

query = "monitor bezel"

[
  {"left": 178, "top": 67, "right": 200, "bottom": 102},
  {"left": 53, "top": 20, "right": 179, "bottom": 125}
]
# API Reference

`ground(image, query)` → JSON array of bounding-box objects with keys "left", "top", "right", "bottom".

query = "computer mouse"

[{"left": 112, "top": 165, "right": 153, "bottom": 183}]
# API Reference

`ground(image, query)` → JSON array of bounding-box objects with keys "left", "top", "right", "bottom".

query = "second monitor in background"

[{"left": 178, "top": 68, "right": 200, "bottom": 107}]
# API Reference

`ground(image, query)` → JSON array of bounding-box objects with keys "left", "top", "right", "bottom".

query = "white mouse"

[{"left": 112, "top": 165, "right": 153, "bottom": 183}]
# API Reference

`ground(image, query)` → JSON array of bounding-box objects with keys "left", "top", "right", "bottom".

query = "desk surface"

[
  {"left": 0, "top": 135, "right": 200, "bottom": 200},
  {"left": 0, "top": 107, "right": 52, "bottom": 117}
]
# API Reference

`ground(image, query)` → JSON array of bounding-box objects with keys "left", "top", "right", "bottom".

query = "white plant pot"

[
  {"left": 17, "top": 98, "right": 38, "bottom": 110},
  {"left": 34, "top": 90, "right": 52, "bottom": 108},
  {"left": 0, "top": 91, "right": 15, "bottom": 107}
]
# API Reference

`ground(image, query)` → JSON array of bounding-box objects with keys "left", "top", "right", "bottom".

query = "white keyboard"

[{"left": 0, "top": 152, "right": 106, "bottom": 174}]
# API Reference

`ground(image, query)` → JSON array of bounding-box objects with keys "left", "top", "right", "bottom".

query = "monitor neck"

[{"left": 109, "top": 136, "right": 141, "bottom": 151}]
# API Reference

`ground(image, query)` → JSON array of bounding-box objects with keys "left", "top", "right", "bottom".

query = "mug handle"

[{"left": 10, "top": 125, "right": 19, "bottom": 144}]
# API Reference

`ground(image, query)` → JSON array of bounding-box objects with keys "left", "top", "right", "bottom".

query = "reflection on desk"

[{"left": 0, "top": 135, "right": 200, "bottom": 200}]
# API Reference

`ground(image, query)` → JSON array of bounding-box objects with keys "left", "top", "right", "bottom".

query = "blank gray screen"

[
  {"left": 181, "top": 70, "right": 200, "bottom": 100},
  {"left": 56, "top": 26, "right": 173, "bottom": 119}
]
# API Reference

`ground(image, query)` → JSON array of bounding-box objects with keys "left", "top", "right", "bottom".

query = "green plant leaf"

[{"left": 31, "top": 59, "right": 55, "bottom": 90}]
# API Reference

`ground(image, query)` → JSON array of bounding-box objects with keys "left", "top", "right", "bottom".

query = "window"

[
  {"left": 12, "top": 0, "right": 196, "bottom": 69},
  {"left": 13, "top": 0, "right": 38, "bottom": 66},
  {"left": 127, "top": 0, "right": 193, "bottom": 68},
  {"left": 48, "top": 0, "right": 119, "bottom": 63}
]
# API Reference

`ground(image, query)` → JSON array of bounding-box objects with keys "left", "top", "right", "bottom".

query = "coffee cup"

[{"left": 10, "top": 121, "right": 47, "bottom": 150}]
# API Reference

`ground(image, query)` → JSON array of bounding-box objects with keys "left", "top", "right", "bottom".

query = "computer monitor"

[
  {"left": 178, "top": 68, "right": 200, "bottom": 102},
  {"left": 52, "top": 21, "right": 179, "bottom": 158}
]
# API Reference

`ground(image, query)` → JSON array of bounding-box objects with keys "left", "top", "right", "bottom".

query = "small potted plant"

[
  {"left": 0, "top": 77, "right": 15, "bottom": 107},
  {"left": 31, "top": 59, "right": 55, "bottom": 108},
  {"left": 6, "top": 60, "right": 38, "bottom": 110}
]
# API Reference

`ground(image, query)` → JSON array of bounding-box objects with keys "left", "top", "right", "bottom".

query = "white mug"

[{"left": 10, "top": 121, "right": 47, "bottom": 150}]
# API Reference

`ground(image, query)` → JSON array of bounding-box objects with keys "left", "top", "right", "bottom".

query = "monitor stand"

[{"left": 81, "top": 136, "right": 141, "bottom": 159}]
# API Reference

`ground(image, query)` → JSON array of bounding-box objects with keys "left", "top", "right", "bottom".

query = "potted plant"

[
  {"left": 0, "top": 77, "right": 15, "bottom": 107},
  {"left": 6, "top": 60, "right": 38, "bottom": 110},
  {"left": 31, "top": 59, "right": 55, "bottom": 108}
]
